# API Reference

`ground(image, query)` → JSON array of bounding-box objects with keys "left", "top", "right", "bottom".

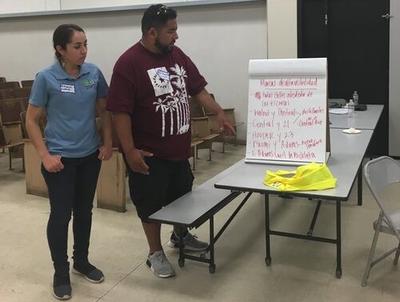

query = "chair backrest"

[
  {"left": 20, "top": 111, "right": 28, "bottom": 139},
  {"left": 191, "top": 117, "right": 211, "bottom": 138},
  {"left": 0, "top": 125, "right": 6, "bottom": 146},
  {"left": 206, "top": 108, "right": 239, "bottom": 137},
  {"left": 206, "top": 114, "right": 219, "bottom": 134},
  {"left": 0, "top": 77, "right": 6, "bottom": 84},
  {"left": 0, "top": 98, "right": 27, "bottom": 124},
  {"left": 223, "top": 108, "right": 237, "bottom": 126},
  {"left": 21, "top": 80, "right": 34, "bottom": 88},
  {"left": 1, "top": 123, "right": 23, "bottom": 145},
  {"left": 14, "top": 87, "right": 31, "bottom": 98},
  {"left": 0, "top": 88, "right": 16, "bottom": 99},
  {"left": 0, "top": 81, "right": 20, "bottom": 89},
  {"left": 0, "top": 88, "right": 31, "bottom": 99},
  {"left": 364, "top": 156, "right": 400, "bottom": 234}
]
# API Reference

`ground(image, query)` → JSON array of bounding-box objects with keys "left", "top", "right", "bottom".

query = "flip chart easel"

[{"left": 245, "top": 58, "right": 330, "bottom": 165}]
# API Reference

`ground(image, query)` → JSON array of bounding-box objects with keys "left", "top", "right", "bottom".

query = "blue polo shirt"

[{"left": 29, "top": 61, "right": 108, "bottom": 158}]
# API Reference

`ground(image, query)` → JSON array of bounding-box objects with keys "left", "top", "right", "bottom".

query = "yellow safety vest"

[{"left": 264, "top": 162, "right": 337, "bottom": 191}]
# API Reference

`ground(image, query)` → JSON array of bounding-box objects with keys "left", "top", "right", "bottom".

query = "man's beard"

[{"left": 155, "top": 38, "right": 173, "bottom": 54}]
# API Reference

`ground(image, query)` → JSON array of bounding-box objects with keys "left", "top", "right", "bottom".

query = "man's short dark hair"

[{"left": 141, "top": 4, "right": 177, "bottom": 34}]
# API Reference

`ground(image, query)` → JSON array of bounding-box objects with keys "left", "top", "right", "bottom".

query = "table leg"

[
  {"left": 209, "top": 216, "right": 216, "bottom": 273},
  {"left": 178, "top": 228, "right": 185, "bottom": 267},
  {"left": 336, "top": 200, "right": 342, "bottom": 278},
  {"left": 307, "top": 199, "right": 322, "bottom": 236},
  {"left": 265, "top": 194, "right": 271, "bottom": 266},
  {"left": 357, "top": 166, "right": 363, "bottom": 206}
]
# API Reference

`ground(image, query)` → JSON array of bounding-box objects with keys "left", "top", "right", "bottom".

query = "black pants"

[
  {"left": 127, "top": 157, "right": 194, "bottom": 221},
  {"left": 41, "top": 151, "right": 101, "bottom": 275}
]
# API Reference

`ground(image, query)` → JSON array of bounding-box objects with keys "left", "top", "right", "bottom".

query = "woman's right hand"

[
  {"left": 125, "top": 148, "right": 153, "bottom": 175},
  {"left": 42, "top": 154, "right": 64, "bottom": 173}
]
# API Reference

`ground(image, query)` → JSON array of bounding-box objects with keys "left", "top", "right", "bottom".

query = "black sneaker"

[
  {"left": 53, "top": 274, "right": 71, "bottom": 300},
  {"left": 168, "top": 232, "right": 209, "bottom": 252},
  {"left": 73, "top": 262, "right": 104, "bottom": 283}
]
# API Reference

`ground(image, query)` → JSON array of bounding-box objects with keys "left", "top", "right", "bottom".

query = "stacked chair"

[
  {"left": 205, "top": 94, "right": 243, "bottom": 150},
  {"left": 189, "top": 94, "right": 241, "bottom": 160},
  {"left": 0, "top": 79, "right": 33, "bottom": 170},
  {"left": 189, "top": 97, "right": 221, "bottom": 161}
]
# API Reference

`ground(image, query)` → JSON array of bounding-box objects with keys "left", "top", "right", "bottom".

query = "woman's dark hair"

[
  {"left": 53, "top": 24, "right": 84, "bottom": 61},
  {"left": 141, "top": 4, "right": 177, "bottom": 34}
]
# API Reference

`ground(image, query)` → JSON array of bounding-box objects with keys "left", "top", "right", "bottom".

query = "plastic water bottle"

[
  {"left": 352, "top": 91, "right": 359, "bottom": 106},
  {"left": 347, "top": 99, "right": 355, "bottom": 128}
]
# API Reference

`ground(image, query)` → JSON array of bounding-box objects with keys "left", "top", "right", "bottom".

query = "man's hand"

[
  {"left": 216, "top": 111, "right": 236, "bottom": 135},
  {"left": 125, "top": 148, "right": 153, "bottom": 174},
  {"left": 192, "top": 88, "right": 236, "bottom": 135}
]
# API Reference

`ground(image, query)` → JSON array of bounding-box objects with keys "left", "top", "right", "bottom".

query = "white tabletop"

[
  {"left": 150, "top": 128, "right": 374, "bottom": 225},
  {"left": 215, "top": 128, "right": 374, "bottom": 200},
  {"left": 329, "top": 104, "right": 383, "bottom": 130}
]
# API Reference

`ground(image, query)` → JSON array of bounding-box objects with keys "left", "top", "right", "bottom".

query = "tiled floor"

[{"left": 0, "top": 144, "right": 399, "bottom": 302}]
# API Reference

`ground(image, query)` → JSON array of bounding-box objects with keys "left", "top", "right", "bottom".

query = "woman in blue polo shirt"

[{"left": 26, "top": 24, "right": 112, "bottom": 300}]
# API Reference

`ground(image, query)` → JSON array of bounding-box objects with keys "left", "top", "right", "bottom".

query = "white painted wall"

[
  {"left": 3, "top": 1, "right": 396, "bottom": 150},
  {"left": 0, "top": 0, "right": 60, "bottom": 13},
  {"left": 0, "top": 0, "right": 47, "bottom": 13},
  {"left": 60, "top": 0, "right": 174, "bottom": 10},
  {"left": 0, "top": 2, "right": 267, "bottom": 140},
  {"left": 266, "top": 0, "right": 297, "bottom": 58},
  {"left": 389, "top": 1, "right": 400, "bottom": 156}
]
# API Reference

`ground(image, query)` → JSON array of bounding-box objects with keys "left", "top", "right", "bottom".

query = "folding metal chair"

[{"left": 361, "top": 156, "right": 400, "bottom": 286}]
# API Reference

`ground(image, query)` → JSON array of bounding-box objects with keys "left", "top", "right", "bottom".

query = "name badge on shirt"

[{"left": 60, "top": 84, "right": 75, "bottom": 94}]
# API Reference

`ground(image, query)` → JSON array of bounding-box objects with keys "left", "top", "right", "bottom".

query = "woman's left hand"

[{"left": 98, "top": 145, "right": 113, "bottom": 161}]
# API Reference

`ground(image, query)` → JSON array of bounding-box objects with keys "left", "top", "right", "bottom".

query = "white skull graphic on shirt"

[{"left": 148, "top": 64, "right": 190, "bottom": 137}]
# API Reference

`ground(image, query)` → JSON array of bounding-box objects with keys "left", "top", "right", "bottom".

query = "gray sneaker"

[
  {"left": 168, "top": 232, "right": 209, "bottom": 252},
  {"left": 146, "top": 250, "right": 176, "bottom": 278}
]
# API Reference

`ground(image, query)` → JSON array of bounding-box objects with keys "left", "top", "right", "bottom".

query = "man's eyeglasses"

[{"left": 156, "top": 5, "right": 168, "bottom": 16}]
